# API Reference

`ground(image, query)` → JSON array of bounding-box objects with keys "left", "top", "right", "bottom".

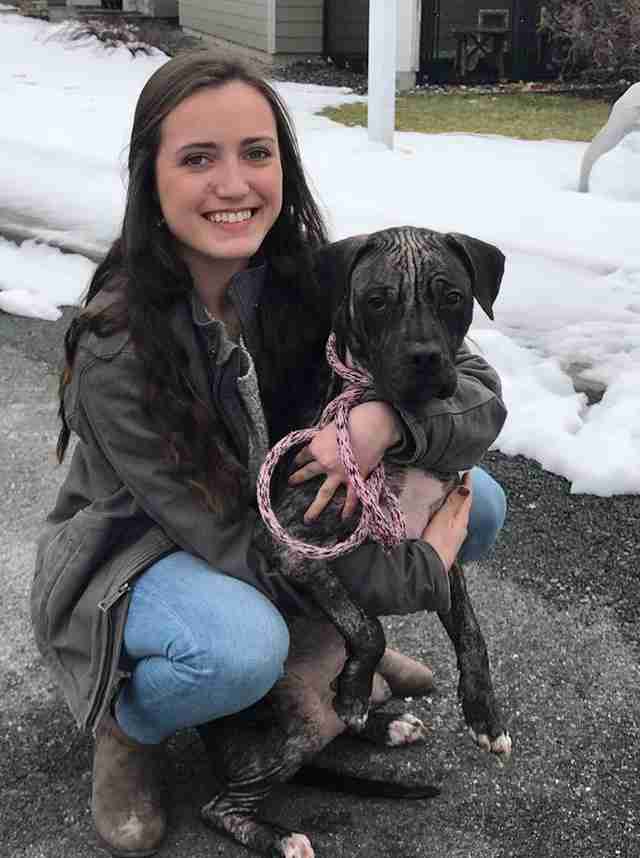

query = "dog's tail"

[{"left": 292, "top": 764, "right": 441, "bottom": 800}]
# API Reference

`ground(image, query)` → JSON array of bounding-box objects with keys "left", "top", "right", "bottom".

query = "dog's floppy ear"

[
  {"left": 313, "top": 234, "right": 371, "bottom": 300},
  {"left": 444, "top": 233, "right": 505, "bottom": 320},
  {"left": 314, "top": 233, "right": 372, "bottom": 351}
]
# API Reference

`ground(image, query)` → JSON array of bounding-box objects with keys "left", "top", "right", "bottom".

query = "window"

[{"left": 478, "top": 9, "right": 510, "bottom": 31}]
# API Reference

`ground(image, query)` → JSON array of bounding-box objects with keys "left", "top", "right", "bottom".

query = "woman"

[{"left": 31, "top": 52, "right": 507, "bottom": 857}]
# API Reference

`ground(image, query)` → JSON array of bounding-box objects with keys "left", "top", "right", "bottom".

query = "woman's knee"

[
  {"left": 176, "top": 587, "right": 287, "bottom": 696},
  {"left": 459, "top": 467, "right": 506, "bottom": 563},
  {"left": 124, "top": 551, "right": 290, "bottom": 712}
]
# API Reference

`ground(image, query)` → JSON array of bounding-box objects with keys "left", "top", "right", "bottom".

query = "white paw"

[
  {"left": 469, "top": 727, "right": 512, "bottom": 758},
  {"left": 386, "top": 713, "right": 429, "bottom": 747},
  {"left": 282, "top": 833, "right": 314, "bottom": 858},
  {"left": 491, "top": 732, "right": 512, "bottom": 757},
  {"left": 343, "top": 711, "right": 369, "bottom": 732}
]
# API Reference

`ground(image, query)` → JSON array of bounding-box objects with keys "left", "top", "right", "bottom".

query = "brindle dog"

[{"left": 198, "top": 227, "right": 511, "bottom": 857}]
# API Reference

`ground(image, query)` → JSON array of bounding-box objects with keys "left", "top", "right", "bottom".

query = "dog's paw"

[
  {"left": 469, "top": 727, "right": 512, "bottom": 759},
  {"left": 385, "top": 713, "right": 429, "bottom": 747},
  {"left": 280, "top": 833, "right": 315, "bottom": 858},
  {"left": 333, "top": 695, "right": 370, "bottom": 731}
]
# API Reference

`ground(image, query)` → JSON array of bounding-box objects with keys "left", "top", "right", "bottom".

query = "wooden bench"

[{"left": 452, "top": 28, "right": 508, "bottom": 80}]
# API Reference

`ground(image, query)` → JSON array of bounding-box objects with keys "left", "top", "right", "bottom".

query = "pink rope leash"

[{"left": 256, "top": 333, "right": 407, "bottom": 560}]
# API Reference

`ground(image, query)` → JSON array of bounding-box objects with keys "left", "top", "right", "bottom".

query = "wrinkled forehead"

[{"left": 349, "top": 233, "right": 468, "bottom": 312}]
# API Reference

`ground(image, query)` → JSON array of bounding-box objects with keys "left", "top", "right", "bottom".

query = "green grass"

[{"left": 320, "top": 93, "right": 611, "bottom": 142}]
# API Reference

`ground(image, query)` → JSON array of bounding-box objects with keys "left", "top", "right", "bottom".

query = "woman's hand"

[
  {"left": 422, "top": 473, "right": 472, "bottom": 572},
  {"left": 288, "top": 401, "right": 402, "bottom": 523}
]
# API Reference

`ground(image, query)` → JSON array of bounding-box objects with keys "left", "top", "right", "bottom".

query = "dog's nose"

[{"left": 408, "top": 345, "right": 444, "bottom": 375}]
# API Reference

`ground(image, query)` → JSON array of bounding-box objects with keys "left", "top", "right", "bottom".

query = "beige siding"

[
  {"left": 275, "top": 0, "right": 323, "bottom": 54},
  {"left": 180, "top": 0, "right": 269, "bottom": 53}
]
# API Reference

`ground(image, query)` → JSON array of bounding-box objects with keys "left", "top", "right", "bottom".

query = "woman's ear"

[{"left": 444, "top": 233, "right": 505, "bottom": 320}]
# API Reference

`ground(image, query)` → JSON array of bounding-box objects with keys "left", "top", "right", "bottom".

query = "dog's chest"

[{"left": 391, "top": 468, "right": 455, "bottom": 539}]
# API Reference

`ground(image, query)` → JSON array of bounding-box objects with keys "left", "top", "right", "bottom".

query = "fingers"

[
  {"left": 289, "top": 446, "right": 316, "bottom": 484},
  {"left": 447, "top": 475, "right": 473, "bottom": 517},
  {"left": 289, "top": 459, "right": 324, "bottom": 486},
  {"left": 293, "top": 445, "right": 314, "bottom": 467},
  {"left": 303, "top": 475, "right": 343, "bottom": 523},
  {"left": 341, "top": 483, "right": 360, "bottom": 520}
]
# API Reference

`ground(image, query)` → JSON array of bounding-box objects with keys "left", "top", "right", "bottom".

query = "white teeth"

[{"left": 207, "top": 209, "right": 253, "bottom": 224}]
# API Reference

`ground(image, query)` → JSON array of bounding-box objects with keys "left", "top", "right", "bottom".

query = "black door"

[
  {"left": 511, "top": 0, "right": 540, "bottom": 79},
  {"left": 420, "top": 0, "right": 437, "bottom": 65},
  {"left": 420, "top": 0, "right": 447, "bottom": 81}
]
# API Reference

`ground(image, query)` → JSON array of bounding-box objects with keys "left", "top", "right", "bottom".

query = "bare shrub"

[
  {"left": 53, "top": 17, "right": 157, "bottom": 55},
  {"left": 50, "top": 17, "right": 202, "bottom": 58},
  {"left": 540, "top": 1, "right": 640, "bottom": 80}
]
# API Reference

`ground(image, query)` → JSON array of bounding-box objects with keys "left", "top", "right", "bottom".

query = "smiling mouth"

[{"left": 204, "top": 209, "right": 256, "bottom": 224}]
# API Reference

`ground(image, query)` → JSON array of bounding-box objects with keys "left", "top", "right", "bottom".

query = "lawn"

[{"left": 320, "top": 92, "right": 611, "bottom": 142}]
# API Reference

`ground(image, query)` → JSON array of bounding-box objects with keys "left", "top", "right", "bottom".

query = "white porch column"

[
  {"left": 368, "top": 0, "right": 397, "bottom": 149},
  {"left": 368, "top": 0, "right": 420, "bottom": 148},
  {"left": 267, "top": 0, "right": 276, "bottom": 55}
]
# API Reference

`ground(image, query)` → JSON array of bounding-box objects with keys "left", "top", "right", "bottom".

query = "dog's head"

[{"left": 322, "top": 226, "right": 504, "bottom": 408}]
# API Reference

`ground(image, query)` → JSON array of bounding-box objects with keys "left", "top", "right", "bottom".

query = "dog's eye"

[
  {"left": 368, "top": 294, "right": 387, "bottom": 311},
  {"left": 442, "top": 291, "right": 463, "bottom": 308}
]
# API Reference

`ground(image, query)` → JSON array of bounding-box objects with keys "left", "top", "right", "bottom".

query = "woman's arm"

[
  {"left": 332, "top": 474, "right": 472, "bottom": 617},
  {"left": 290, "top": 343, "right": 506, "bottom": 519},
  {"left": 289, "top": 400, "right": 401, "bottom": 521},
  {"left": 73, "top": 345, "right": 315, "bottom": 615},
  {"left": 389, "top": 342, "right": 507, "bottom": 472}
]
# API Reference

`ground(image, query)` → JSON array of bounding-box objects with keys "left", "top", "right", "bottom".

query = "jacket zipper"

[
  {"left": 84, "top": 539, "right": 176, "bottom": 734},
  {"left": 84, "top": 581, "right": 132, "bottom": 735},
  {"left": 97, "top": 580, "right": 131, "bottom": 613}
]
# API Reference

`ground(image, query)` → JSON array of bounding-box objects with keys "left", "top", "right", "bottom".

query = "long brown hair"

[{"left": 57, "top": 52, "right": 329, "bottom": 515}]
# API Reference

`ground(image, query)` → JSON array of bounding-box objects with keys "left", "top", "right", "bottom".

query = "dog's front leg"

[
  {"left": 298, "top": 561, "right": 386, "bottom": 731},
  {"left": 437, "top": 561, "right": 511, "bottom": 757}
]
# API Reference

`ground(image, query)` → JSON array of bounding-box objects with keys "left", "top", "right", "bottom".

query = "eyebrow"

[{"left": 177, "top": 136, "right": 277, "bottom": 154}]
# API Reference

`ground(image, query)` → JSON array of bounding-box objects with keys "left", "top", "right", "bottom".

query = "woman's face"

[{"left": 155, "top": 81, "right": 283, "bottom": 283}]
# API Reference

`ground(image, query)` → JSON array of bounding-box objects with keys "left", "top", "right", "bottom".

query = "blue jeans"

[
  {"left": 115, "top": 467, "right": 505, "bottom": 743},
  {"left": 459, "top": 466, "right": 507, "bottom": 565}
]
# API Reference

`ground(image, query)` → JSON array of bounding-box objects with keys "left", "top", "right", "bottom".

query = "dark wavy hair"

[{"left": 57, "top": 52, "right": 329, "bottom": 515}]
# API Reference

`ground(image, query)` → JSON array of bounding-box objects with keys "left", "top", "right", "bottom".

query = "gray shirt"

[{"left": 191, "top": 283, "right": 270, "bottom": 489}]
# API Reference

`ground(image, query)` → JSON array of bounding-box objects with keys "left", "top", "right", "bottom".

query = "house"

[
  {"left": 178, "top": 0, "right": 422, "bottom": 90},
  {"left": 178, "top": 1, "right": 547, "bottom": 86},
  {"left": 64, "top": 0, "right": 179, "bottom": 17},
  {"left": 419, "top": 0, "right": 546, "bottom": 81}
]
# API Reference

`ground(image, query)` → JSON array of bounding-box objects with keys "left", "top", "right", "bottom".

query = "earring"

[{"left": 156, "top": 216, "right": 165, "bottom": 228}]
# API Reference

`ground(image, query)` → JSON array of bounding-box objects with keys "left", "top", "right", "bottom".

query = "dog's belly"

[
  {"left": 277, "top": 619, "right": 349, "bottom": 750},
  {"left": 395, "top": 468, "right": 455, "bottom": 539}
]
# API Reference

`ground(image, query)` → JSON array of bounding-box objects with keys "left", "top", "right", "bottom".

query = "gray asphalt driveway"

[{"left": 1, "top": 308, "right": 638, "bottom": 858}]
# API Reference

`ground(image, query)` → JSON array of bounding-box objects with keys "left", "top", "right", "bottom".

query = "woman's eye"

[
  {"left": 246, "top": 147, "right": 271, "bottom": 161},
  {"left": 184, "top": 153, "right": 211, "bottom": 168}
]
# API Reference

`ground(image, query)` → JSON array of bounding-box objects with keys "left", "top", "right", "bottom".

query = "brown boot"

[
  {"left": 376, "top": 648, "right": 434, "bottom": 698},
  {"left": 92, "top": 712, "right": 167, "bottom": 857}
]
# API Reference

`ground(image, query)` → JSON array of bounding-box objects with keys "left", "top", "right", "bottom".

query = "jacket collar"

[
  {"left": 190, "top": 261, "right": 266, "bottom": 343},
  {"left": 228, "top": 260, "right": 267, "bottom": 354},
  {"left": 170, "top": 261, "right": 268, "bottom": 404}
]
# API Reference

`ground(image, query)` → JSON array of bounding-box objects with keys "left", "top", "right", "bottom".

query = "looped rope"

[{"left": 256, "top": 333, "right": 407, "bottom": 560}]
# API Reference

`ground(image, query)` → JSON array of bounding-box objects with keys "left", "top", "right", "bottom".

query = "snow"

[{"left": 1, "top": 13, "right": 639, "bottom": 496}]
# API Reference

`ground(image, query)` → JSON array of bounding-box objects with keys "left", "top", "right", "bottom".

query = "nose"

[
  {"left": 213, "top": 155, "right": 250, "bottom": 198},
  {"left": 408, "top": 345, "right": 444, "bottom": 376}
]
